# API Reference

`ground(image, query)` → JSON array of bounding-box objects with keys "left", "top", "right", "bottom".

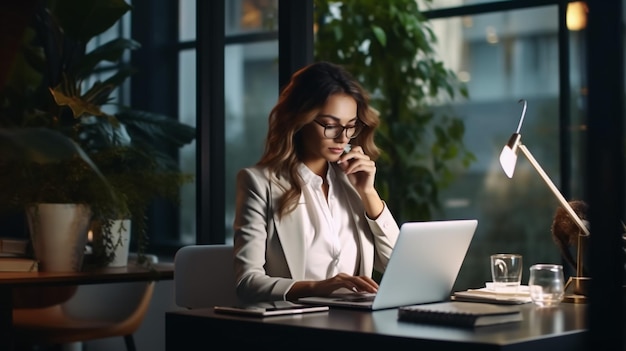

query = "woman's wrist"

[
  {"left": 286, "top": 280, "right": 316, "bottom": 300},
  {"left": 361, "top": 191, "right": 384, "bottom": 219}
]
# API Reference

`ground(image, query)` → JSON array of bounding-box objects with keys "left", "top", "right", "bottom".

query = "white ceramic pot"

[
  {"left": 107, "top": 219, "right": 131, "bottom": 267},
  {"left": 26, "top": 203, "right": 92, "bottom": 272}
]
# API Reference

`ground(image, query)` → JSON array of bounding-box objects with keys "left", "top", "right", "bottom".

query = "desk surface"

[
  {"left": 166, "top": 302, "right": 588, "bottom": 351},
  {"left": 0, "top": 261, "right": 173, "bottom": 286}
]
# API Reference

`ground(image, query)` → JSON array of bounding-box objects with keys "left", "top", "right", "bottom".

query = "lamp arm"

[
  {"left": 518, "top": 144, "right": 590, "bottom": 236},
  {"left": 576, "top": 231, "right": 586, "bottom": 277}
]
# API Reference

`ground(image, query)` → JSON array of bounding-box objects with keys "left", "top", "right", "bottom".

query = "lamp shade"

[
  {"left": 499, "top": 146, "right": 517, "bottom": 178},
  {"left": 499, "top": 133, "right": 522, "bottom": 178}
]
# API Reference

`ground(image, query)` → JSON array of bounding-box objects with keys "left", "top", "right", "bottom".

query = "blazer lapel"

[{"left": 270, "top": 175, "right": 307, "bottom": 280}]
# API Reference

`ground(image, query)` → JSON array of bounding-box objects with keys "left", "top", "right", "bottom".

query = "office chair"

[
  {"left": 12, "top": 254, "right": 158, "bottom": 351},
  {"left": 174, "top": 245, "right": 239, "bottom": 309}
]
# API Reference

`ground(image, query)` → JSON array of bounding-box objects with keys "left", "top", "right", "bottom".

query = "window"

[
  {"left": 224, "top": 42, "right": 279, "bottom": 243},
  {"left": 127, "top": 0, "right": 279, "bottom": 253},
  {"left": 429, "top": 5, "right": 572, "bottom": 290},
  {"left": 130, "top": 2, "right": 588, "bottom": 285}
]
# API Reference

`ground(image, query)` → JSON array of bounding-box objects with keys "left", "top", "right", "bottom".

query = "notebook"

[
  {"left": 398, "top": 301, "right": 522, "bottom": 327},
  {"left": 298, "top": 219, "right": 478, "bottom": 310}
]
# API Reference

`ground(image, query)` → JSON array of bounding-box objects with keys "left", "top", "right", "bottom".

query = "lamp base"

[
  {"left": 563, "top": 294, "right": 587, "bottom": 303},
  {"left": 563, "top": 276, "right": 590, "bottom": 304}
]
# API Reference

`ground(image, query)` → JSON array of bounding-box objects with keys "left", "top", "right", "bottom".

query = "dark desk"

[
  {"left": 1, "top": 262, "right": 173, "bottom": 350},
  {"left": 166, "top": 302, "right": 587, "bottom": 350}
]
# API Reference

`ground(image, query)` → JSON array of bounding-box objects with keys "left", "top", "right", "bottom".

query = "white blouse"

[{"left": 297, "top": 163, "right": 360, "bottom": 280}]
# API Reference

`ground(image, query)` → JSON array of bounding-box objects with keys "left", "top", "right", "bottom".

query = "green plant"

[
  {"left": 0, "top": 0, "right": 195, "bottom": 265},
  {"left": 0, "top": 128, "right": 114, "bottom": 207},
  {"left": 315, "top": 0, "right": 475, "bottom": 222}
]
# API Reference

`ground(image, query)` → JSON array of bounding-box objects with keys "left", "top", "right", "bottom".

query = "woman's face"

[{"left": 300, "top": 93, "right": 358, "bottom": 175}]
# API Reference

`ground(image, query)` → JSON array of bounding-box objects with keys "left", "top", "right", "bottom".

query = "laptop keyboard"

[{"left": 338, "top": 293, "right": 376, "bottom": 302}]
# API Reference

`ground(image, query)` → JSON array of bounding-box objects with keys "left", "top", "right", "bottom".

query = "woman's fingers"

[
  {"left": 312, "top": 274, "right": 380, "bottom": 296},
  {"left": 339, "top": 274, "right": 378, "bottom": 293},
  {"left": 339, "top": 148, "right": 375, "bottom": 176},
  {"left": 338, "top": 146, "right": 367, "bottom": 164}
]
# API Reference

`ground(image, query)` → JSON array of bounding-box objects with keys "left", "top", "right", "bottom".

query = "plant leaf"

[
  {"left": 50, "top": 0, "right": 132, "bottom": 43},
  {"left": 372, "top": 25, "right": 387, "bottom": 46},
  {"left": 73, "top": 38, "right": 141, "bottom": 79},
  {"left": 0, "top": 127, "right": 108, "bottom": 181},
  {"left": 49, "top": 86, "right": 108, "bottom": 119},
  {"left": 116, "top": 110, "right": 196, "bottom": 149}
]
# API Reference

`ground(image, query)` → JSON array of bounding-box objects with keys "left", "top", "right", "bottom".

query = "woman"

[{"left": 233, "top": 61, "right": 399, "bottom": 303}]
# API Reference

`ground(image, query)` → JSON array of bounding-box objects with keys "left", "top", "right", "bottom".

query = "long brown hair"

[{"left": 257, "top": 61, "right": 380, "bottom": 217}]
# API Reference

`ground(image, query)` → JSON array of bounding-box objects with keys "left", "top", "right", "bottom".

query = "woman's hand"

[
  {"left": 314, "top": 273, "right": 379, "bottom": 295},
  {"left": 286, "top": 273, "right": 378, "bottom": 301},
  {"left": 337, "top": 145, "right": 376, "bottom": 193},
  {"left": 337, "top": 145, "right": 384, "bottom": 219}
]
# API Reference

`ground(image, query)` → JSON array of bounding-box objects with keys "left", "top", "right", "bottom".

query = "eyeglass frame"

[{"left": 311, "top": 118, "right": 364, "bottom": 139}]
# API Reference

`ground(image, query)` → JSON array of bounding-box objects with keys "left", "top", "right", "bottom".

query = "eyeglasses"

[{"left": 312, "top": 119, "right": 363, "bottom": 139}]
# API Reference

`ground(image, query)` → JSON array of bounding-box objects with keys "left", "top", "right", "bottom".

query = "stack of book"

[
  {"left": 0, "top": 257, "right": 38, "bottom": 272},
  {"left": 0, "top": 237, "right": 28, "bottom": 255},
  {"left": 0, "top": 237, "right": 38, "bottom": 272},
  {"left": 452, "top": 284, "right": 532, "bottom": 305}
]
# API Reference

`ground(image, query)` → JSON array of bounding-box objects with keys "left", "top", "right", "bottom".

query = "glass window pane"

[
  {"left": 224, "top": 41, "right": 279, "bottom": 243},
  {"left": 180, "top": 0, "right": 196, "bottom": 41},
  {"left": 429, "top": 6, "right": 567, "bottom": 291},
  {"left": 226, "top": 0, "right": 278, "bottom": 35},
  {"left": 179, "top": 49, "right": 197, "bottom": 245}
]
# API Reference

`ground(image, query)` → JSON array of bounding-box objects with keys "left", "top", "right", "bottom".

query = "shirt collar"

[{"left": 298, "top": 162, "right": 334, "bottom": 187}]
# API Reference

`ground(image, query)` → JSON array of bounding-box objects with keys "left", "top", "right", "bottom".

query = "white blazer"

[{"left": 233, "top": 164, "right": 400, "bottom": 303}]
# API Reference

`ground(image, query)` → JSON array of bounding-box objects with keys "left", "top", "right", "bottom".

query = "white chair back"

[{"left": 174, "top": 245, "right": 239, "bottom": 309}]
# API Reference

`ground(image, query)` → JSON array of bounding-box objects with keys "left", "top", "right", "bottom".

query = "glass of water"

[{"left": 529, "top": 264, "right": 565, "bottom": 307}]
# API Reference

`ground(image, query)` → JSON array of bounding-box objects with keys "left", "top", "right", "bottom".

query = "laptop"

[{"left": 297, "top": 219, "right": 478, "bottom": 310}]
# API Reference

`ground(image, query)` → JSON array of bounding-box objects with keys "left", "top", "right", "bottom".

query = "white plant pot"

[
  {"left": 107, "top": 219, "right": 131, "bottom": 267},
  {"left": 26, "top": 203, "right": 92, "bottom": 272}
]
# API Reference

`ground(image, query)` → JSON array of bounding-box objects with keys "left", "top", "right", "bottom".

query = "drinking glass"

[
  {"left": 529, "top": 264, "right": 565, "bottom": 307},
  {"left": 490, "top": 253, "right": 523, "bottom": 292}
]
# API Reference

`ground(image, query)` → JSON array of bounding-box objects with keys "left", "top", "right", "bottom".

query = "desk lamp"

[{"left": 499, "top": 99, "right": 590, "bottom": 303}]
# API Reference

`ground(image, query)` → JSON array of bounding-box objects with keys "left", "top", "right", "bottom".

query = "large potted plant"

[
  {"left": 0, "top": 0, "right": 195, "bottom": 269},
  {"left": 0, "top": 128, "right": 118, "bottom": 271}
]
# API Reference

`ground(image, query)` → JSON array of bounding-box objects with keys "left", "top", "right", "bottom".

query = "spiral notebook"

[
  {"left": 298, "top": 219, "right": 478, "bottom": 310},
  {"left": 398, "top": 301, "right": 522, "bottom": 327}
]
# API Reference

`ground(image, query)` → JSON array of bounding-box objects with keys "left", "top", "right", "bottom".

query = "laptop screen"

[{"left": 298, "top": 219, "right": 478, "bottom": 310}]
